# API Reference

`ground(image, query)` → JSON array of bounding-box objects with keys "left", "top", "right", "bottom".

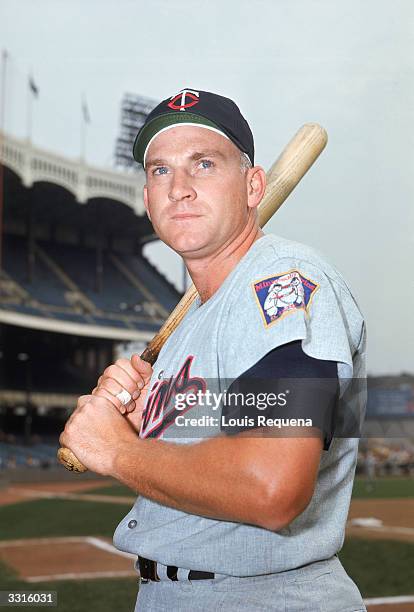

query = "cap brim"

[{"left": 133, "top": 112, "right": 222, "bottom": 165}]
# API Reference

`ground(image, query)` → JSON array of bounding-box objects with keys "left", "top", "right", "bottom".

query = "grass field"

[
  {"left": 339, "top": 538, "right": 414, "bottom": 597},
  {"left": 0, "top": 498, "right": 132, "bottom": 540},
  {"left": 351, "top": 476, "right": 414, "bottom": 499},
  {"left": 79, "top": 484, "right": 136, "bottom": 498},
  {"left": 0, "top": 560, "right": 138, "bottom": 612},
  {"left": 0, "top": 476, "right": 413, "bottom": 610}
]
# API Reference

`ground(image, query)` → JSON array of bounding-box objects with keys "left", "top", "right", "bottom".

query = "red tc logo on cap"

[{"left": 168, "top": 89, "right": 200, "bottom": 111}]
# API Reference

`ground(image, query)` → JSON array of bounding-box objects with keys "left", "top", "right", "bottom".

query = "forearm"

[{"left": 112, "top": 434, "right": 276, "bottom": 528}]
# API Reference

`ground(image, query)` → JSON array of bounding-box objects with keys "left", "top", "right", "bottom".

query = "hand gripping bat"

[{"left": 57, "top": 123, "right": 328, "bottom": 473}]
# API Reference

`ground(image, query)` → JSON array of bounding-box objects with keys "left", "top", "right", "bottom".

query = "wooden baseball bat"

[{"left": 58, "top": 123, "right": 328, "bottom": 473}]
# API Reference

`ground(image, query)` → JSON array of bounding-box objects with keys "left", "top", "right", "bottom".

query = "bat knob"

[{"left": 57, "top": 447, "right": 88, "bottom": 473}]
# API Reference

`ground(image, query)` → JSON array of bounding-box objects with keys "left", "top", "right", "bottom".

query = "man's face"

[{"left": 143, "top": 125, "right": 260, "bottom": 260}]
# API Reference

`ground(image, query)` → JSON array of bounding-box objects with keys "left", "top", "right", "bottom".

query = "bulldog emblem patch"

[{"left": 253, "top": 269, "right": 319, "bottom": 327}]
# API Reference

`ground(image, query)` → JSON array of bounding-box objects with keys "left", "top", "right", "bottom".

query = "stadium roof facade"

[{"left": 2, "top": 131, "right": 148, "bottom": 213}]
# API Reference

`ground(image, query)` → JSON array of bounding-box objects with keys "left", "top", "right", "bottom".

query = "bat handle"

[
  {"left": 57, "top": 447, "right": 88, "bottom": 473},
  {"left": 139, "top": 344, "right": 158, "bottom": 366}
]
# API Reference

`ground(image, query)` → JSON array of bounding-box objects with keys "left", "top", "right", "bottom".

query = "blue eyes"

[
  {"left": 153, "top": 167, "right": 169, "bottom": 175},
  {"left": 152, "top": 160, "right": 214, "bottom": 175}
]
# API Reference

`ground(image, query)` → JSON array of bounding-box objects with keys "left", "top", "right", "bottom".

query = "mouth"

[{"left": 170, "top": 214, "right": 203, "bottom": 220}]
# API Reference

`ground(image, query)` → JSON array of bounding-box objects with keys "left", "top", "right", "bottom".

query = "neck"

[{"left": 185, "top": 223, "right": 265, "bottom": 303}]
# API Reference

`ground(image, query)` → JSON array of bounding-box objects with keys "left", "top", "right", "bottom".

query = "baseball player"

[{"left": 60, "top": 88, "right": 367, "bottom": 611}]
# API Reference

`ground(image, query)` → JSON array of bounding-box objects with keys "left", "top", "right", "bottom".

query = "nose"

[{"left": 168, "top": 168, "right": 196, "bottom": 203}]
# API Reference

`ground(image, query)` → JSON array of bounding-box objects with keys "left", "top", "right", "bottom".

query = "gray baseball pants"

[{"left": 134, "top": 554, "right": 366, "bottom": 611}]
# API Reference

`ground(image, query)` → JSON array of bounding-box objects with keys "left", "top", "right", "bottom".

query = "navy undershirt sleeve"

[{"left": 220, "top": 340, "right": 338, "bottom": 451}]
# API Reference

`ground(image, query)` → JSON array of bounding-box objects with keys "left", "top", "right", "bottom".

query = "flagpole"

[
  {"left": 27, "top": 72, "right": 39, "bottom": 143},
  {"left": 81, "top": 119, "right": 86, "bottom": 162},
  {"left": 81, "top": 94, "right": 91, "bottom": 163},
  {"left": 80, "top": 93, "right": 88, "bottom": 162},
  {"left": 0, "top": 49, "right": 9, "bottom": 271},
  {"left": 27, "top": 76, "right": 33, "bottom": 142},
  {"left": 0, "top": 50, "right": 7, "bottom": 130},
  {"left": 27, "top": 87, "right": 32, "bottom": 143}
]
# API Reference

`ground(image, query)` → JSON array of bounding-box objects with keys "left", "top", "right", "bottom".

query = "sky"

[{"left": 0, "top": 0, "right": 413, "bottom": 375}]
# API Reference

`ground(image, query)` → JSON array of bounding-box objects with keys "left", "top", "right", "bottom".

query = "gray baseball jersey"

[{"left": 113, "top": 233, "right": 366, "bottom": 576}]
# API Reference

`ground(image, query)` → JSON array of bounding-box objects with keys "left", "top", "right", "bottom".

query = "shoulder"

[
  {"left": 245, "top": 234, "right": 350, "bottom": 290},
  {"left": 218, "top": 233, "right": 365, "bottom": 379},
  {"left": 228, "top": 234, "right": 359, "bottom": 313}
]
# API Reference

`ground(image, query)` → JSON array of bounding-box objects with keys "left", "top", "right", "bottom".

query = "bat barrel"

[{"left": 258, "top": 123, "right": 327, "bottom": 227}]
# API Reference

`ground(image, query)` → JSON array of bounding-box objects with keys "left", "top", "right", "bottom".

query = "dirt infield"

[
  {"left": 0, "top": 480, "right": 139, "bottom": 583},
  {"left": 0, "top": 479, "right": 119, "bottom": 506},
  {"left": 348, "top": 499, "right": 414, "bottom": 529},
  {"left": 366, "top": 602, "right": 414, "bottom": 612},
  {"left": 347, "top": 499, "right": 414, "bottom": 544},
  {"left": 0, "top": 536, "right": 136, "bottom": 582}
]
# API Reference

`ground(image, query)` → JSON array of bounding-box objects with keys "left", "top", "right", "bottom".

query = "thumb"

[{"left": 131, "top": 354, "right": 153, "bottom": 382}]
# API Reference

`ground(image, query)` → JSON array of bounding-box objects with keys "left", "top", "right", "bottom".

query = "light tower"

[{"left": 115, "top": 93, "right": 157, "bottom": 170}]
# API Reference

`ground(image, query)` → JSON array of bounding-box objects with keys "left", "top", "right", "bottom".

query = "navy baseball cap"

[{"left": 133, "top": 88, "right": 255, "bottom": 168}]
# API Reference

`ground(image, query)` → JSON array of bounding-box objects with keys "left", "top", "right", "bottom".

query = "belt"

[{"left": 138, "top": 556, "right": 215, "bottom": 583}]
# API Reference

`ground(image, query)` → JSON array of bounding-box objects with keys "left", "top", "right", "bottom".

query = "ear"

[
  {"left": 143, "top": 185, "right": 152, "bottom": 222},
  {"left": 246, "top": 166, "right": 267, "bottom": 210}
]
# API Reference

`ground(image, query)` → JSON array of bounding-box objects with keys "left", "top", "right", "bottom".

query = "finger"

[
  {"left": 93, "top": 387, "right": 134, "bottom": 415},
  {"left": 125, "top": 398, "right": 139, "bottom": 413},
  {"left": 102, "top": 364, "right": 139, "bottom": 395},
  {"left": 131, "top": 354, "right": 153, "bottom": 382},
  {"left": 85, "top": 394, "right": 118, "bottom": 412},
  {"left": 114, "top": 358, "right": 146, "bottom": 386},
  {"left": 95, "top": 377, "right": 136, "bottom": 408},
  {"left": 78, "top": 394, "right": 92, "bottom": 406},
  {"left": 59, "top": 431, "right": 66, "bottom": 447},
  {"left": 70, "top": 395, "right": 91, "bottom": 420},
  {"left": 96, "top": 377, "right": 124, "bottom": 396}
]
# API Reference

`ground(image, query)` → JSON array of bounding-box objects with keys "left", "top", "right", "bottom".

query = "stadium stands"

[
  {"left": 1, "top": 235, "right": 179, "bottom": 331},
  {"left": 3, "top": 236, "right": 69, "bottom": 308},
  {"left": 0, "top": 131, "right": 182, "bottom": 444},
  {"left": 0, "top": 441, "right": 58, "bottom": 469}
]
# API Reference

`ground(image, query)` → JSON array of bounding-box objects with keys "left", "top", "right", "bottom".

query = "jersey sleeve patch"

[{"left": 252, "top": 269, "right": 319, "bottom": 328}]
